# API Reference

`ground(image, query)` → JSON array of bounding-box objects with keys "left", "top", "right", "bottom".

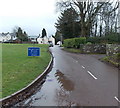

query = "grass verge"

[
  {"left": 101, "top": 54, "right": 119, "bottom": 68},
  {"left": 2, "top": 44, "right": 51, "bottom": 98},
  {"left": 62, "top": 48, "right": 81, "bottom": 53}
]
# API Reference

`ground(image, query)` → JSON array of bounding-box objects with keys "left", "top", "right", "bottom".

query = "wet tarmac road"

[{"left": 16, "top": 45, "right": 119, "bottom": 106}]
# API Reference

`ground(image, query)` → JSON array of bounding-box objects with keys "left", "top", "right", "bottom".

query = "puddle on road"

[
  {"left": 16, "top": 68, "right": 76, "bottom": 106},
  {"left": 55, "top": 69, "right": 74, "bottom": 92}
]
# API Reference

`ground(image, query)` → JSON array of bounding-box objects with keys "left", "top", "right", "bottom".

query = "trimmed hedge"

[
  {"left": 64, "top": 37, "right": 86, "bottom": 48},
  {"left": 63, "top": 38, "right": 74, "bottom": 48},
  {"left": 63, "top": 33, "right": 120, "bottom": 48}
]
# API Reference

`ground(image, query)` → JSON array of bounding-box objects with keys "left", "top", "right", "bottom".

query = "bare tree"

[
  {"left": 56, "top": 0, "right": 106, "bottom": 37},
  {"left": 56, "top": 0, "right": 119, "bottom": 38},
  {"left": 97, "top": 1, "right": 119, "bottom": 37}
]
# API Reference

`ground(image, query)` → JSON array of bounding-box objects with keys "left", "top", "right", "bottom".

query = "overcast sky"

[{"left": 0, "top": 0, "right": 59, "bottom": 36}]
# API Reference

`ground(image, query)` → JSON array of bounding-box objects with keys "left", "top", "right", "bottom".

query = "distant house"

[
  {"left": 28, "top": 36, "right": 38, "bottom": 42},
  {"left": 57, "top": 41, "right": 62, "bottom": 46},
  {"left": 37, "top": 36, "right": 55, "bottom": 45},
  {"left": 0, "top": 32, "right": 17, "bottom": 43}
]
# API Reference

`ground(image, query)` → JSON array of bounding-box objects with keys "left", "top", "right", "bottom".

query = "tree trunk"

[
  {"left": 100, "top": 25, "right": 102, "bottom": 37},
  {"left": 94, "top": 21, "right": 97, "bottom": 37},
  {"left": 80, "top": 14, "right": 86, "bottom": 37}
]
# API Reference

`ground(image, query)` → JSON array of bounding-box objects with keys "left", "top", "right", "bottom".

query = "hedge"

[
  {"left": 87, "top": 33, "right": 120, "bottom": 44},
  {"left": 86, "top": 37, "right": 104, "bottom": 44},
  {"left": 63, "top": 33, "right": 120, "bottom": 48},
  {"left": 64, "top": 37, "right": 86, "bottom": 48}
]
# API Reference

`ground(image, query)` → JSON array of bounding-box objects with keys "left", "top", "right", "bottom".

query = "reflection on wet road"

[
  {"left": 55, "top": 70, "right": 74, "bottom": 92},
  {"left": 16, "top": 46, "right": 118, "bottom": 106},
  {"left": 17, "top": 61, "right": 76, "bottom": 106}
]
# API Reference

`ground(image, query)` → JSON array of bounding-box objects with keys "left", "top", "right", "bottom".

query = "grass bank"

[
  {"left": 2, "top": 44, "right": 51, "bottom": 98},
  {"left": 101, "top": 54, "right": 120, "bottom": 68},
  {"left": 62, "top": 48, "right": 81, "bottom": 53}
]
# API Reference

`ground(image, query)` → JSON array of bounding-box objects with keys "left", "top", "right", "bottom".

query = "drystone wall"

[
  {"left": 80, "top": 44, "right": 106, "bottom": 54},
  {"left": 106, "top": 44, "right": 120, "bottom": 56},
  {"left": 80, "top": 44, "right": 120, "bottom": 55}
]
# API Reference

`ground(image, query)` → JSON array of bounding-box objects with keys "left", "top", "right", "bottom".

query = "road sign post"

[{"left": 28, "top": 47, "right": 40, "bottom": 56}]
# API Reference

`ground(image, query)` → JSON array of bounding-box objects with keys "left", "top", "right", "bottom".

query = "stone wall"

[
  {"left": 106, "top": 44, "right": 120, "bottom": 56},
  {"left": 80, "top": 44, "right": 106, "bottom": 54},
  {"left": 80, "top": 44, "right": 120, "bottom": 55}
]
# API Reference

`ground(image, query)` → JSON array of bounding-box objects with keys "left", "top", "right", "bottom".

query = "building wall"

[
  {"left": 48, "top": 37, "right": 55, "bottom": 45},
  {"left": 0, "top": 34, "right": 11, "bottom": 42},
  {"left": 37, "top": 36, "right": 55, "bottom": 45},
  {"left": 0, "top": 33, "right": 17, "bottom": 42}
]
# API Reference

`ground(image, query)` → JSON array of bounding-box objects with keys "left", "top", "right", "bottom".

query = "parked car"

[{"left": 49, "top": 42, "right": 53, "bottom": 47}]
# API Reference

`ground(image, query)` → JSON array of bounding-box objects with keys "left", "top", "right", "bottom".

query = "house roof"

[{"left": 0, "top": 33, "right": 16, "bottom": 37}]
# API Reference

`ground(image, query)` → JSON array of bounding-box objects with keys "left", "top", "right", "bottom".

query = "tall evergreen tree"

[
  {"left": 23, "top": 31, "right": 28, "bottom": 41},
  {"left": 55, "top": 8, "right": 80, "bottom": 39},
  {"left": 16, "top": 27, "right": 23, "bottom": 41},
  {"left": 16, "top": 27, "right": 28, "bottom": 42},
  {"left": 42, "top": 28, "right": 47, "bottom": 38},
  {"left": 54, "top": 30, "right": 61, "bottom": 44}
]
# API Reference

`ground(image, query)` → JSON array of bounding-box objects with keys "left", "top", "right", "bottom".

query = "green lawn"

[{"left": 2, "top": 44, "right": 51, "bottom": 98}]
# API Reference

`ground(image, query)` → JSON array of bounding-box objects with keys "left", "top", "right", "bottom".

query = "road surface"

[{"left": 16, "top": 45, "right": 119, "bottom": 106}]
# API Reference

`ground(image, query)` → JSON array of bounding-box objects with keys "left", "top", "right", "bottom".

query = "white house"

[
  {"left": 28, "top": 36, "right": 38, "bottom": 42},
  {"left": 0, "top": 33, "right": 17, "bottom": 42},
  {"left": 37, "top": 36, "right": 55, "bottom": 45},
  {"left": 48, "top": 36, "right": 55, "bottom": 45},
  {"left": 57, "top": 41, "right": 62, "bottom": 46}
]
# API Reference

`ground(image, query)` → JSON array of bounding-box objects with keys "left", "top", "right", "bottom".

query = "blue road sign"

[{"left": 28, "top": 47, "right": 40, "bottom": 56}]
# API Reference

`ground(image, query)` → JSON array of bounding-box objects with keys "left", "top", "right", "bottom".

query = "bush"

[
  {"left": 106, "top": 33, "right": 120, "bottom": 44},
  {"left": 86, "top": 37, "right": 106, "bottom": 44},
  {"left": 86, "top": 42, "right": 92, "bottom": 45},
  {"left": 74, "top": 37, "right": 86, "bottom": 48},
  {"left": 64, "top": 37, "right": 86, "bottom": 48},
  {"left": 117, "top": 53, "right": 120, "bottom": 60},
  {"left": 63, "top": 39, "right": 74, "bottom": 48},
  {"left": 87, "top": 33, "right": 120, "bottom": 44}
]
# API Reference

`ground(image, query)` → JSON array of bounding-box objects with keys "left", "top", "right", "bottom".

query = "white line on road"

[
  {"left": 114, "top": 96, "right": 120, "bottom": 103},
  {"left": 87, "top": 71, "right": 97, "bottom": 80},
  {"left": 82, "top": 66, "right": 85, "bottom": 69}
]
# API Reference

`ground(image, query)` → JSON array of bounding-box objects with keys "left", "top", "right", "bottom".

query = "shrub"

[
  {"left": 86, "top": 37, "right": 106, "bottom": 44},
  {"left": 63, "top": 39, "right": 74, "bottom": 48},
  {"left": 74, "top": 37, "right": 86, "bottom": 48},
  {"left": 117, "top": 53, "right": 120, "bottom": 60},
  {"left": 86, "top": 42, "right": 92, "bottom": 45},
  {"left": 106, "top": 33, "right": 120, "bottom": 44},
  {"left": 64, "top": 37, "right": 86, "bottom": 48},
  {"left": 87, "top": 33, "right": 120, "bottom": 44}
]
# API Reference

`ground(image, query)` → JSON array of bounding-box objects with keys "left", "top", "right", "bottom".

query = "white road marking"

[
  {"left": 87, "top": 71, "right": 97, "bottom": 80},
  {"left": 82, "top": 66, "right": 85, "bottom": 69},
  {"left": 114, "top": 96, "right": 120, "bottom": 103}
]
